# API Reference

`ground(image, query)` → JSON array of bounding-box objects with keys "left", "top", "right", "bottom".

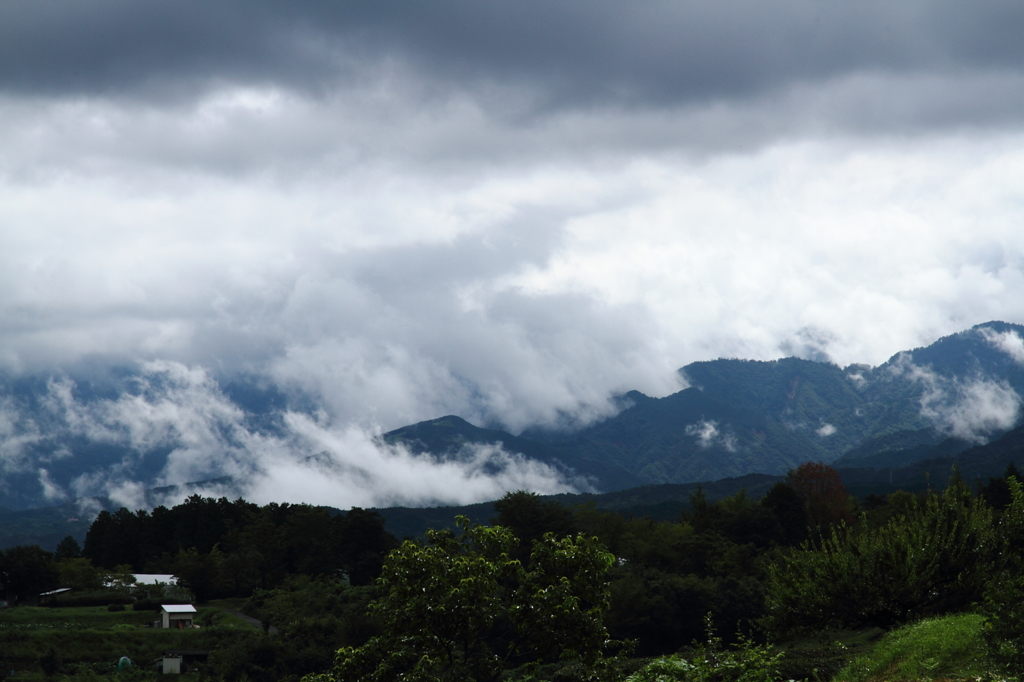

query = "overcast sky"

[{"left": 3, "top": 1, "right": 1024, "bottom": 491}]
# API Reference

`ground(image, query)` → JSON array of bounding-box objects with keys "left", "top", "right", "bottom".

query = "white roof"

[
  {"left": 161, "top": 604, "right": 197, "bottom": 614},
  {"left": 40, "top": 587, "right": 72, "bottom": 596},
  {"left": 133, "top": 574, "right": 177, "bottom": 585}
]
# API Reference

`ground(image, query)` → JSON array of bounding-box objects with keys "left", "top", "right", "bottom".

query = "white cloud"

[
  {"left": 37, "top": 469, "right": 66, "bottom": 503},
  {"left": 685, "top": 419, "right": 737, "bottom": 452},
  {"left": 980, "top": 328, "right": 1024, "bottom": 365},
  {"left": 816, "top": 423, "right": 837, "bottom": 437},
  {"left": 895, "top": 357, "right": 1023, "bottom": 442},
  {"left": 0, "top": 399, "right": 43, "bottom": 474},
  {"left": 25, "top": 362, "right": 583, "bottom": 510}
]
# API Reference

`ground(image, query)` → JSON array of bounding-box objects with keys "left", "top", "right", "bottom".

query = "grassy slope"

[{"left": 833, "top": 613, "right": 994, "bottom": 682}]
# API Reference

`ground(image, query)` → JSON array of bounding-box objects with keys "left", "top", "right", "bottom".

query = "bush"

[
  {"left": 133, "top": 598, "right": 162, "bottom": 611},
  {"left": 107, "top": 603, "right": 126, "bottom": 612},
  {"left": 626, "top": 616, "right": 783, "bottom": 682},
  {"left": 764, "top": 481, "right": 993, "bottom": 635},
  {"left": 982, "top": 476, "right": 1024, "bottom": 675}
]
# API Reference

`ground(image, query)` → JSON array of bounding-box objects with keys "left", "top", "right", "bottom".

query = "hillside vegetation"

[{"left": 8, "top": 459, "right": 1024, "bottom": 681}]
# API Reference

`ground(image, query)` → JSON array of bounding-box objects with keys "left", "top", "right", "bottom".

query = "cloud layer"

[
  {"left": 2, "top": 2, "right": 1024, "bottom": 507},
  {"left": 2, "top": 362, "right": 582, "bottom": 511}
]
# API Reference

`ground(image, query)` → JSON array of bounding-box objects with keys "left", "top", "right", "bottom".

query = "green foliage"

[
  {"left": 833, "top": 613, "right": 992, "bottom": 682},
  {"left": 82, "top": 496, "right": 398, "bottom": 596},
  {"left": 626, "top": 616, "right": 783, "bottom": 682},
  {"left": 577, "top": 491, "right": 798, "bottom": 656},
  {"left": 982, "top": 476, "right": 1024, "bottom": 675},
  {"left": 204, "top": 577, "right": 383, "bottom": 680},
  {"left": 55, "top": 534, "right": 83, "bottom": 560},
  {"left": 0, "top": 544, "right": 60, "bottom": 603},
  {"left": 309, "top": 517, "right": 615, "bottom": 682},
  {"left": 493, "top": 490, "right": 577, "bottom": 562},
  {"left": 764, "top": 479, "right": 994, "bottom": 636},
  {"left": 56, "top": 556, "right": 105, "bottom": 591},
  {"left": 511, "top": 530, "right": 616, "bottom": 664}
]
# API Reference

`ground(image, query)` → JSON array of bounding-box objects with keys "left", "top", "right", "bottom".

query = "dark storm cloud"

[{"left": 4, "top": 0, "right": 1024, "bottom": 112}]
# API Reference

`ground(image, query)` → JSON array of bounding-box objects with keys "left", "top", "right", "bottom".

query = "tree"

[
  {"left": 57, "top": 557, "right": 104, "bottom": 591},
  {"left": 173, "top": 547, "right": 221, "bottom": 602},
  {"left": 786, "top": 462, "right": 853, "bottom": 530},
  {"left": 979, "top": 463, "right": 1022, "bottom": 511},
  {"left": 308, "top": 517, "right": 615, "bottom": 682},
  {"left": 54, "top": 535, "right": 82, "bottom": 560},
  {"left": 760, "top": 482, "right": 807, "bottom": 545},
  {"left": 492, "top": 490, "right": 577, "bottom": 563},
  {"left": 764, "top": 478, "right": 993, "bottom": 635},
  {"left": 0, "top": 545, "right": 60, "bottom": 604},
  {"left": 982, "top": 476, "right": 1024, "bottom": 674}
]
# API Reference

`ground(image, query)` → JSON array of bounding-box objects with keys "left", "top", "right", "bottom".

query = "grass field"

[
  {"left": 0, "top": 604, "right": 263, "bottom": 680},
  {"left": 833, "top": 613, "right": 996, "bottom": 682}
]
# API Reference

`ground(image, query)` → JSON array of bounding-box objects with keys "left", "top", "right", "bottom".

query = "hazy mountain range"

[{"left": 1, "top": 321, "right": 1023, "bottom": 517}]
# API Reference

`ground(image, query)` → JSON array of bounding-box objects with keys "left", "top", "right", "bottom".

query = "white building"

[
  {"left": 159, "top": 604, "right": 197, "bottom": 629},
  {"left": 133, "top": 574, "right": 178, "bottom": 586}
]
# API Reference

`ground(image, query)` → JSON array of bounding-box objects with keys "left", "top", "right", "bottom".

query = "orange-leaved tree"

[{"left": 787, "top": 461, "right": 853, "bottom": 531}]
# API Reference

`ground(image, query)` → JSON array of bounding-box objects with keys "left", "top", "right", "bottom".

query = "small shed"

[
  {"left": 156, "top": 650, "right": 209, "bottom": 674},
  {"left": 160, "top": 604, "right": 197, "bottom": 629}
]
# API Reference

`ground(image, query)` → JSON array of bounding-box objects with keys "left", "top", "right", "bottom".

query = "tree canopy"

[{"left": 309, "top": 517, "right": 615, "bottom": 682}]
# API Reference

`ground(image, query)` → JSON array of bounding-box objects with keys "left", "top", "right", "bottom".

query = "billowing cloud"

[
  {"left": 8, "top": 362, "right": 581, "bottom": 510},
  {"left": 981, "top": 328, "right": 1024, "bottom": 364},
  {"left": 895, "top": 357, "right": 1023, "bottom": 442}
]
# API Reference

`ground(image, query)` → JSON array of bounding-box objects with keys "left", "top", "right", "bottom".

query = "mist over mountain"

[{"left": 1, "top": 321, "right": 1022, "bottom": 513}]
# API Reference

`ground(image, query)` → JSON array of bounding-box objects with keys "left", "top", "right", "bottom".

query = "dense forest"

[{"left": 5, "top": 460, "right": 1024, "bottom": 680}]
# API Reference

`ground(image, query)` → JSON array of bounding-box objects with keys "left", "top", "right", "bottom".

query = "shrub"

[
  {"left": 764, "top": 480, "right": 993, "bottom": 635},
  {"left": 626, "top": 616, "right": 783, "bottom": 682},
  {"left": 107, "top": 603, "right": 126, "bottom": 612},
  {"left": 982, "top": 476, "right": 1024, "bottom": 675}
]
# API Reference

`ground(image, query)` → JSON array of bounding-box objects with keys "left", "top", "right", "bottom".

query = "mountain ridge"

[{"left": 387, "top": 321, "right": 1024, "bottom": 491}]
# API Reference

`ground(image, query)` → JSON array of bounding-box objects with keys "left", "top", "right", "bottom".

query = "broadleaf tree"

[{"left": 306, "top": 516, "right": 616, "bottom": 682}]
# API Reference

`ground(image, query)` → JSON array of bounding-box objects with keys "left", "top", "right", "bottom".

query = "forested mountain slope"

[{"left": 388, "top": 322, "right": 1024, "bottom": 489}]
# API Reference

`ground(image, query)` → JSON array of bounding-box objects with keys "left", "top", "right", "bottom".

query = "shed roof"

[{"left": 161, "top": 604, "right": 197, "bottom": 614}]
